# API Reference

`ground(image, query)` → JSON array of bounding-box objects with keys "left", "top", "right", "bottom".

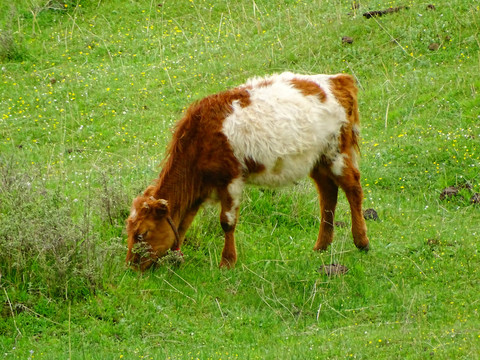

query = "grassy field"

[{"left": 1, "top": 0, "right": 479, "bottom": 358}]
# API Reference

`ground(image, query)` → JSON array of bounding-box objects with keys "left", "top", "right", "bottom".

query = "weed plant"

[
  {"left": 0, "top": 0, "right": 479, "bottom": 359},
  {"left": 0, "top": 157, "right": 126, "bottom": 299}
]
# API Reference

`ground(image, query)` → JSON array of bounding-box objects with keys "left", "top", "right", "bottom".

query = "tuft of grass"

[{"left": 0, "top": 6, "right": 28, "bottom": 62}]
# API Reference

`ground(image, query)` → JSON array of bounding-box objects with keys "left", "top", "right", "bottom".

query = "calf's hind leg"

[
  {"left": 334, "top": 159, "right": 370, "bottom": 251},
  {"left": 310, "top": 166, "right": 339, "bottom": 251}
]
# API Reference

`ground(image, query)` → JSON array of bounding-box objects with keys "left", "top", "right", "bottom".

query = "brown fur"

[
  {"left": 243, "top": 157, "right": 266, "bottom": 175},
  {"left": 329, "top": 74, "right": 361, "bottom": 155},
  {"left": 290, "top": 78, "right": 327, "bottom": 103},
  {"left": 154, "top": 87, "right": 250, "bottom": 214}
]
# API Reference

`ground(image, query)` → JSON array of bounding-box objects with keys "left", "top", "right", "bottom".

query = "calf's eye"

[{"left": 136, "top": 231, "right": 148, "bottom": 242}]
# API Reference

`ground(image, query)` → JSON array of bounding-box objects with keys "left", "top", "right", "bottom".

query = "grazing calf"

[{"left": 126, "top": 72, "right": 369, "bottom": 271}]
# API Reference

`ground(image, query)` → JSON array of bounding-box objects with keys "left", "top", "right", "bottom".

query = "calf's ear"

[
  {"left": 140, "top": 197, "right": 169, "bottom": 218},
  {"left": 151, "top": 198, "right": 169, "bottom": 217}
]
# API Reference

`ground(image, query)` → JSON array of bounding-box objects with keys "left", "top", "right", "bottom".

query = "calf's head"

[{"left": 126, "top": 196, "right": 177, "bottom": 271}]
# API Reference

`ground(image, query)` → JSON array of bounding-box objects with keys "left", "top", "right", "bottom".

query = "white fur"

[
  {"left": 129, "top": 207, "right": 137, "bottom": 221},
  {"left": 331, "top": 153, "right": 347, "bottom": 177},
  {"left": 222, "top": 72, "right": 349, "bottom": 186},
  {"left": 225, "top": 177, "right": 244, "bottom": 226}
]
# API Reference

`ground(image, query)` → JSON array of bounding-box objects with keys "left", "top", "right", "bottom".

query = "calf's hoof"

[
  {"left": 356, "top": 242, "right": 370, "bottom": 252},
  {"left": 219, "top": 257, "right": 236, "bottom": 269},
  {"left": 313, "top": 240, "right": 332, "bottom": 252}
]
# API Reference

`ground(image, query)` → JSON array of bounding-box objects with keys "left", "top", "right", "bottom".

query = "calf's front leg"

[
  {"left": 217, "top": 180, "right": 243, "bottom": 268},
  {"left": 176, "top": 204, "right": 201, "bottom": 251},
  {"left": 219, "top": 218, "right": 237, "bottom": 268}
]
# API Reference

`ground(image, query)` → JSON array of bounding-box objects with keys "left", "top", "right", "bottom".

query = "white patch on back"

[{"left": 222, "top": 72, "right": 348, "bottom": 186}]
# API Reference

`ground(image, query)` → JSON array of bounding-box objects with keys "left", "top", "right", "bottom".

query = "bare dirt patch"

[
  {"left": 319, "top": 264, "right": 349, "bottom": 276},
  {"left": 363, "top": 208, "right": 379, "bottom": 221},
  {"left": 363, "top": 6, "right": 408, "bottom": 19}
]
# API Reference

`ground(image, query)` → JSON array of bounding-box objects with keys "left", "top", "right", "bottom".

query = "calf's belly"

[{"left": 245, "top": 152, "right": 319, "bottom": 187}]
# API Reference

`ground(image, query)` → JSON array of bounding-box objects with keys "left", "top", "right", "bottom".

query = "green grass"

[{"left": 1, "top": 0, "right": 479, "bottom": 358}]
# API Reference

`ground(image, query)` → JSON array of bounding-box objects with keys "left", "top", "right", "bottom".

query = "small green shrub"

[
  {"left": 0, "top": 157, "right": 125, "bottom": 300},
  {"left": 0, "top": 6, "right": 28, "bottom": 62}
]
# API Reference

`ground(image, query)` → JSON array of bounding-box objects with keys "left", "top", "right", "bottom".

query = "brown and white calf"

[{"left": 126, "top": 72, "right": 369, "bottom": 271}]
